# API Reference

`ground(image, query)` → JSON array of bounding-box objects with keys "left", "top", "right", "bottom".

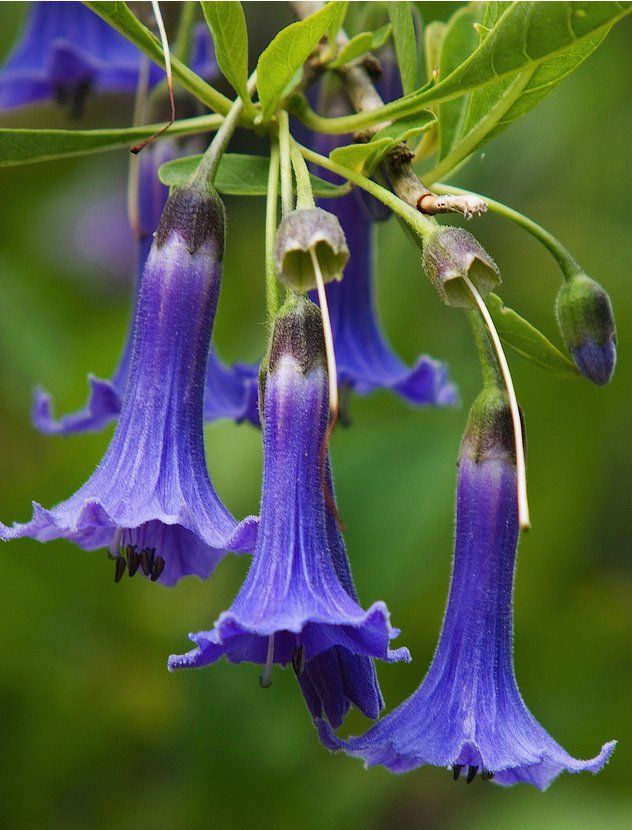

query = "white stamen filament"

[
  {"left": 309, "top": 248, "right": 339, "bottom": 424},
  {"left": 150, "top": 0, "right": 174, "bottom": 110},
  {"left": 260, "top": 634, "right": 275, "bottom": 688},
  {"left": 462, "top": 274, "right": 531, "bottom": 531}
]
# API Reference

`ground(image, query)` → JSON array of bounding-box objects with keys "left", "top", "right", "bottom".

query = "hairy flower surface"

[
  {"left": 0, "top": 2, "right": 215, "bottom": 111},
  {"left": 1, "top": 185, "right": 257, "bottom": 586},
  {"left": 33, "top": 138, "right": 260, "bottom": 434},
  {"left": 169, "top": 297, "right": 409, "bottom": 692},
  {"left": 320, "top": 391, "right": 615, "bottom": 788}
]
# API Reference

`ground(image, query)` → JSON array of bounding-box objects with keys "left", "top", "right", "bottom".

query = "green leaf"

[
  {"left": 437, "top": 3, "right": 484, "bottom": 159},
  {"left": 388, "top": 2, "right": 418, "bottom": 95},
  {"left": 85, "top": 2, "right": 232, "bottom": 114},
  {"left": 486, "top": 294, "right": 579, "bottom": 377},
  {"left": 329, "top": 24, "right": 392, "bottom": 68},
  {"left": 329, "top": 110, "right": 435, "bottom": 174},
  {"left": 0, "top": 115, "right": 222, "bottom": 167},
  {"left": 158, "top": 153, "right": 342, "bottom": 197},
  {"left": 423, "top": 20, "right": 447, "bottom": 83},
  {"left": 325, "top": 0, "right": 349, "bottom": 50},
  {"left": 329, "top": 139, "right": 392, "bottom": 174},
  {"left": 362, "top": 2, "right": 631, "bottom": 129},
  {"left": 200, "top": 2, "right": 255, "bottom": 116},
  {"left": 257, "top": 2, "right": 348, "bottom": 119}
]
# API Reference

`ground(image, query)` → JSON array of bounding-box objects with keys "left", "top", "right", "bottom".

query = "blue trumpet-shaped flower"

[
  {"left": 169, "top": 296, "right": 409, "bottom": 704},
  {"left": 312, "top": 127, "right": 457, "bottom": 408},
  {"left": 0, "top": 2, "right": 215, "bottom": 111},
  {"left": 320, "top": 389, "right": 615, "bottom": 788},
  {"left": 33, "top": 138, "right": 261, "bottom": 435},
  {"left": 2, "top": 184, "right": 257, "bottom": 586}
]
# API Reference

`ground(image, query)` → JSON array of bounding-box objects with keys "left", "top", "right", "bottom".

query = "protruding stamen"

[
  {"left": 452, "top": 764, "right": 463, "bottom": 781},
  {"left": 126, "top": 544, "right": 141, "bottom": 577},
  {"left": 466, "top": 765, "right": 479, "bottom": 784},
  {"left": 140, "top": 547, "right": 156, "bottom": 577},
  {"left": 292, "top": 645, "right": 305, "bottom": 676},
  {"left": 463, "top": 274, "right": 531, "bottom": 530},
  {"left": 150, "top": 556, "right": 166, "bottom": 582},
  {"left": 259, "top": 635, "right": 275, "bottom": 688},
  {"left": 114, "top": 557, "right": 127, "bottom": 583},
  {"left": 309, "top": 247, "right": 339, "bottom": 427}
]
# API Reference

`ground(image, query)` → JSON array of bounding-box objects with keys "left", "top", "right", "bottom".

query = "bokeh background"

[{"left": 0, "top": 3, "right": 630, "bottom": 829}]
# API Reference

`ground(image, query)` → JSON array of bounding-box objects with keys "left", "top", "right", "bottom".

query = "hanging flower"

[
  {"left": 2, "top": 183, "right": 257, "bottom": 586},
  {"left": 319, "top": 388, "right": 615, "bottom": 788},
  {"left": 169, "top": 296, "right": 409, "bottom": 699},
  {"left": 0, "top": 2, "right": 216, "bottom": 112}
]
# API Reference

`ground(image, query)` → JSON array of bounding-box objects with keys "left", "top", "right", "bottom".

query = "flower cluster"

[{"left": 0, "top": 1, "right": 620, "bottom": 793}]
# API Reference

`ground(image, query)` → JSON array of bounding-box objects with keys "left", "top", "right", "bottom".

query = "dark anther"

[
  {"left": 140, "top": 547, "right": 155, "bottom": 577},
  {"left": 151, "top": 556, "right": 166, "bottom": 582},
  {"left": 481, "top": 769, "right": 494, "bottom": 781},
  {"left": 114, "top": 556, "right": 126, "bottom": 583},
  {"left": 292, "top": 646, "right": 305, "bottom": 676},
  {"left": 452, "top": 764, "right": 463, "bottom": 781},
  {"left": 466, "top": 765, "right": 479, "bottom": 784},
  {"left": 126, "top": 544, "right": 140, "bottom": 577}
]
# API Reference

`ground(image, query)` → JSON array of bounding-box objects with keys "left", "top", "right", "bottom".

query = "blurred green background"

[{"left": 0, "top": 3, "right": 630, "bottom": 829}]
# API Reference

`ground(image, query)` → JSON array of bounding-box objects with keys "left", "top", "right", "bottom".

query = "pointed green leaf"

[
  {"left": 329, "top": 24, "right": 392, "bottom": 68},
  {"left": 486, "top": 293, "right": 579, "bottom": 377},
  {"left": 388, "top": 2, "right": 418, "bottom": 95},
  {"left": 437, "top": 3, "right": 484, "bottom": 159},
  {"left": 357, "top": 2, "right": 631, "bottom": 130},
  {"left": 158, "top": 153, "right": 341, "bottom": 197},
  {"left": 0, "top": 115, "right": 222, "bottom": 167},
  {"left": 200, "top": 2, "right": 256, "bottom": 116},
  {"left": 257, "top": 2, "right": 348, "bottom": 119},
  {"left": 329, "top": 110, "right": 435, "bottom": 174}
]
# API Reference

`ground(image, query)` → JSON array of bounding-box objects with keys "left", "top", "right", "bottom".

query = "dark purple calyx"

[
  {"left": 155, "top": 184, "right": 225, "bottom": 256},
  {"left": 460, "top": 385, "right": 521, "bottom": 466}
]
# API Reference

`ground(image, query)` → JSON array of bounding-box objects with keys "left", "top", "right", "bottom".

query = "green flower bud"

[
  {"left": 422, "top": 226, "right": 501, "bottom": 308},
  {"left": 556, "top": 273, "right": 616, "bottom": 386},
  {"left": 274, "top": 207, "right": 349, "bottom": 292}
]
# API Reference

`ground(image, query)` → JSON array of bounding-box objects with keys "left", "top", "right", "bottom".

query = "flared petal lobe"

[
  {"left": 0, "top": 2, "right": 216, "bottom": 110},
  {"left": 169, "top": 298, "right": 408, "bottom": 695},
  {"left": 3, "top": 185, "right": 257, "bottom": 585},
  {"left": 320, "top": 391, "right": 615, "bottom": 788}
]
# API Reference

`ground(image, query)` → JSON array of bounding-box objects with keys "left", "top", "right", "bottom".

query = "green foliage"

[
  {"left": 256, "top": 1, "right": 348, "bottom": 119},
  {"left": 0, "top": 117, "right": 221, "bottom": 167},
  {"left": 329, "top": 110, "right": 435, "bottom": 174},
  {"left": 329, "top": 24, "right": 392, "bottom": 69},
  {"left": 387, "top": 2, "right": 418, "bottom": 95},
  {"left": 437, "top": 3, "right": 484, "bottom": 159},
  {"left": 158, "top": 152, "right": 340, "bottom": 197},
  {"left": 85, "top": 1, "right": 232, "bottom": 114},
  {"left": 486, "top": 293, "right": 579, "bottom": 377},
  {"left": 201, "top": 1, "right": 256, "bottom": 117}
]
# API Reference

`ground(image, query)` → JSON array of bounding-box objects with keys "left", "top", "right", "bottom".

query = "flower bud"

[
  {"left": 274, "top": 207, "right": 349, "bottom": 292},
  {"left": 422, "top": 226, "right": 501, "bottom": 308},
  {"left": 556, "top": 273, "right": 616, "bottom": 385}
]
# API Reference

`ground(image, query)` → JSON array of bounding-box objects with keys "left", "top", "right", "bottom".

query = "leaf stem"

[
  {"left": 265, "top": 141, "right": 281, "bottom": 324},
  {"left": 298, "top": 143, "right": 436, "bottom": 239},
  {"left": 191, "top": 74, "right": 257, "bottom": 187},
  {"left": 433, "top": 183, "right": 581, "bottom": 279},
  {"left": 290, "top": 140, "right": 315, "bottom": 209},
  {"left": 278, "top": 111, "right": 294, "bottom": 216}
]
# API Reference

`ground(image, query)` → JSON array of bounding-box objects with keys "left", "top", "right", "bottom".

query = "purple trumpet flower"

[
  {"left": 320, "top": 389, "right": 615, "bottom": 788},
  {"left": 312, "top": 128, "right": 457, "bottom": 408},
  {"left": 0, "top": 2, "right": 216, "bottom": 112},
  {"left": 1, "top": 184, "right": 257, "bottom": 586},
  {"left": 33, "top": 137, "right": 261, "bottom": 434},
  {"left": 169, "top": 296, "right": 409, "bottom": 707}
]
